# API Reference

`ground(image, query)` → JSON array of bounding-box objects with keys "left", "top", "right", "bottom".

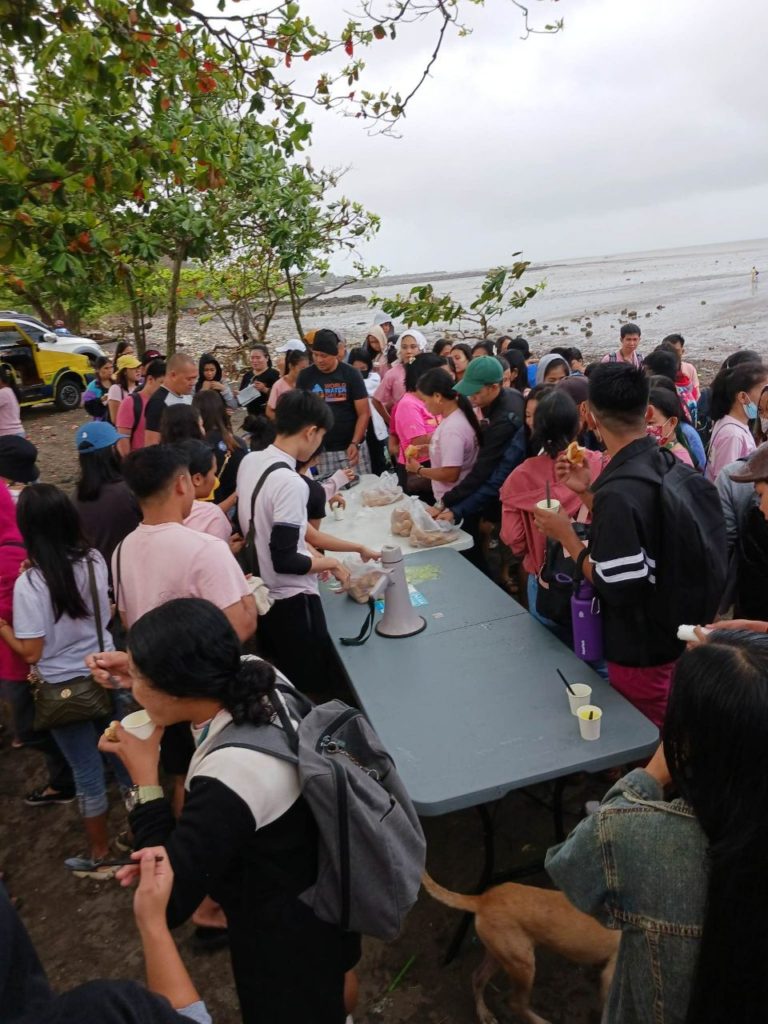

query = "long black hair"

[
  {"left": 192, "top": 388, "right": 237, "bottom": 453},
  {"left": 283, "top": 348, "right": 309, "bottom": 377},
  {"left": 503, "top": 348, "right": 528, "bottom": 394},
  {"left": 710, "top": 361, "right": 766, "bottom": 421},
  {"left": 404, "top": 353, "right": 445, "bottom": 393},
  {"left": 531, "top": 388, "right": 579, "bottom": 458},
  {"left": 250, "top": 344, "right": 273, "bottom": 371},
  {"left": 76, "top": 446, "right": 123, "bottom": 503},
  {"left": 129, "top": 598, "right": 277, "bottom": 726},
  {"left": 664, "top": 631, "right": 768, "bottom": 1023},
  {"left": 195, "top": 352, "right": 222, "bottom": 392},
  {"left": 16, "top": 483, "right": 91, "bottom": 620},
  {"left": 648, "top": 386, "right": 694, "bottom": 462},
  {"left": 159, "top": 404, "right": 203, "bottom": 444},
  {"left": 0, "top": 364, "right": 21, "bottom": 402},
  {"left": 416, "top": 367, "right": 483, "bottom": 447}
]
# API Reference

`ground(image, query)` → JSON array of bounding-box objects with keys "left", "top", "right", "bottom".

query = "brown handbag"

[{"left": 31, "top": 558, "right": 113, "bottom": 731}]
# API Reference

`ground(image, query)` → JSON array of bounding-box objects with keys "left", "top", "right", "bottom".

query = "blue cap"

[{"left": 75, "top": 421, "right": 127, "bottom": 453}]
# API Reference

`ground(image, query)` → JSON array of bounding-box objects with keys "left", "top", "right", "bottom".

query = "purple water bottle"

[{"left": 571, "top": 578, "right": 603, "bottom": 662}]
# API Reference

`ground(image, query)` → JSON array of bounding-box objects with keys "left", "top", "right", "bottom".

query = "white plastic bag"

[
  {"left": 341, "top": 557, "right": 387, "bottom": 603},
  {"left": 361, "top": 471, "right": 403, "bottom": 507},
  {"left": 406, "top": 497, "right": 460, "bottom": 548},
  {"left": 391, "top": 506, "right": 413, "bottom": 537}
]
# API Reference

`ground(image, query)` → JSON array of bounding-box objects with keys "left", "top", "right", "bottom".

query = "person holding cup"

[
  {"left": 500, "top": 389, "right": 604, "bottom": 628},
  {"left": 547, "top": 630, "right": 768, "bottom": 1024},
  {"left": 92, "top": 597, "right": 360, "bottom": 1024}
]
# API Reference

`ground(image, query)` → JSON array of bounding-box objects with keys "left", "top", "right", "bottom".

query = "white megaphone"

[{"left": 370, "top": 545, "right": 427, "bottom": 639}]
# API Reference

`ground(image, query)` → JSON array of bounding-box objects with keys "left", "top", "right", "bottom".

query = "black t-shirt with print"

[
  {"left": 296, "top": 362, "right": 367, "bottom": 451},
  {"left": 144, "top": 386, "right": 193, "bottom": 433},
  {"left": 240, "top": 368, "right": 280, "bottom": 416}
]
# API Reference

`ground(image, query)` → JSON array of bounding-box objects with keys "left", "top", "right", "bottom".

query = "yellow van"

[{"left": 0, "top": 319, "right": 92, "bottom": 411}]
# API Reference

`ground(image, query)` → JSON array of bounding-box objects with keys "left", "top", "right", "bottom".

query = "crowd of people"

[{"left": 2, "top": 312, "right": 768, "bottom": 1024}]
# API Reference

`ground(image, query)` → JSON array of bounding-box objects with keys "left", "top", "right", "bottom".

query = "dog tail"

[{"left": 421, "top": 872, "right": 481, "bottom": 914}]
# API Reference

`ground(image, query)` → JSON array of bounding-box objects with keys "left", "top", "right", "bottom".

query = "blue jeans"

[{"left": 50, "top": 694, "right": 132, "bottom": 818}]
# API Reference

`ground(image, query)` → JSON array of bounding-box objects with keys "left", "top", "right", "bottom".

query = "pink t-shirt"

[
  {"left": 107, "top": 383, "right": 135, "bottom": 405},
  {"left": 112, "top": 522, "right": 250, "bottom": 626},
  {"left": 184, "top": 500, "right": 232, "bottom": 543},
  {"left": 115, "top": 391, "right": 149, "bottom": 451},
  {"left": 267, "top": 376, "right": 294, "bottom": 412},
  {"left": 390, "top": 392, "right": 438, "bottom": 464},
  {"left": 706, "top": 415, "right": 755, "bottom": 483},
  {"left": 429, "top": 409, "right": 479, "bottom": 501},
  {"left": 373, "top": 363, "right": 406, "bottom": 410},
  {"left": 0, "top": 388, "right": 23, "bottom": 436}
]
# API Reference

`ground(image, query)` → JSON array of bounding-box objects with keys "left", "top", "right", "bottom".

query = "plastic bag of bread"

[
  {"left": 407, "top": 497, "right": 459, "bottom": 548},
  {"left": 342, "top": 559, "right": 387, "bottom": 603},
  {"left": 361, "top": 471, "right": 403, "bottom": 507},
  {"left": 391, "top": 506, "right": 413, "bottom": 537}
]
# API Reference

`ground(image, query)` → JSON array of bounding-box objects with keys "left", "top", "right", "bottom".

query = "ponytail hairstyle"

[
  {"left": 417, "top": 367, "right": 483, "bottom": 447},
  {"left": 531, "top": 387, "right": 577, "bottom": 458},
  {"left": 710, "top": 361, "right": 766, "bottom": 422},
  {"left": 503, "top": 348, "right": 528, "bottom": 394},
  {"left": 128, "top": 597, "right": 277, "bottom": 726},
  {"left": 664, "top": 631, "right": 768, "bottom": 1024},
  {"left": 0, "top": 364, "right": 21, "bottom": 402},
  {"left": 284, "top": 348, "right": 309, "bottom": 377}
]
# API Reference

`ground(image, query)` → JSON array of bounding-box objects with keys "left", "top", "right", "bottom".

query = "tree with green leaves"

[{"left": 372, "top": 256, "right": 546, "bottom": 339}]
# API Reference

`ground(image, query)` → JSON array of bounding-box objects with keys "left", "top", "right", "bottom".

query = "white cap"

[
  {"left": 275, "top": 338, "right": 306, "bottom": 353},
  {"left": 373, "top": 311, "right": 394, "bottom": 327}
]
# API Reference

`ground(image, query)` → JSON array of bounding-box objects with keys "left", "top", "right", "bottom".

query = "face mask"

[
  {"left": 646, "top": 421, "right": 671, "bottom": 445},
  {"left": 744, "top": 400, "right": 758, "bottom": 420}
]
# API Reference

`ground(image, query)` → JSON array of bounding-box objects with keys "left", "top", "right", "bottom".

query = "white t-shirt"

[
  {"left": 364, "top": 372, "right": 388, "bottom": 441},
  {"left": 113, "top": 522, "right": 250, "bottom": 627},
  {"left": 13, "top": 551, "right": 114, "bottom": 684},
  {"left": 236, "top": 445, "right": 316, "bottom": 600},
  {"left": 429, "top": 409, "right": 479, "bottom": 501}
]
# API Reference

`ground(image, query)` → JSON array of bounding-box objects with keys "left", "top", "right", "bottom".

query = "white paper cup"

[
  {"left": 577, "top": 705, "right": 602, "bottom": 741},
  {"left": 121, "top": 709, "right": 156, "bottom": 740},
  {"left": 333, "top": 506, "right": 345, "bottom": 521},
  {"left": 536, "top": 498, "right": 561, "bottom": 515},
  {"left": 567, "top": 683, "right": 592, "bottom": 716}
]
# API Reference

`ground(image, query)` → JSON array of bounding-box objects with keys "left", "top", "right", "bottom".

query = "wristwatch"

[{"left": 124, "top": 785, "right": 164, "bottom": 812}]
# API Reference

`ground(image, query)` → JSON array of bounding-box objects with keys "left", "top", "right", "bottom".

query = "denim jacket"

[{"left": 545, "top": 769, "right": 708, "bottom": 1024}]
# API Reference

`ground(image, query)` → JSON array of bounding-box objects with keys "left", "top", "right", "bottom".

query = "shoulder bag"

[{"left": 31, "top": 558, "right": 113, "bottom": 731}]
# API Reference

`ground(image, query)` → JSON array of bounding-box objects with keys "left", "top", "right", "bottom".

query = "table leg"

[
  {"left": 552, "top": 776, "right": 567, "bottom": 843},
  {"left": 443, "top": 804, "right": 495, "bottom": 965}
]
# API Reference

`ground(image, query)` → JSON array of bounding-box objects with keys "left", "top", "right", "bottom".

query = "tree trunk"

[
  {"left": 165, "top": 243, "right": 187, "bottom": 355},
  {"left": 124, "top": 274, "right": 146, "bottom": 354},
  {"left": 284, "top": 270, "right": 304, "bottom": 338}
]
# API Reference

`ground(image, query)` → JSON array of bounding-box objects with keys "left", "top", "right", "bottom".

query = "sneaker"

[
  {"left": 25, "top": 787, "right": 76, "bottom": 806},
  {"left": 63, "top": 855, "right": 118, "bottom": 880}
]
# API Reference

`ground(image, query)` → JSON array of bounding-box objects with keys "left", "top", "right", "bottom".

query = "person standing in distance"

[
  {"left": 602, "top": 323, "right": 644, "bottom": 368},
  {"left": 296, "top": 329, "right": 371, "bottom": 478},
  {"left": 143, "top": 354, "right": 198, "bottom": 446}
]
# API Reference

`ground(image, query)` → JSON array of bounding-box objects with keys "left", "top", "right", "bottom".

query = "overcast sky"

[{"left": 297, "top": 0, "right": 768, "bottom": 275}]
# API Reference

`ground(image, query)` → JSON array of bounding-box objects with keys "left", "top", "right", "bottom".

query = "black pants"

[{"left": 257, "top": 593, "right": 344, "bottom": 696}]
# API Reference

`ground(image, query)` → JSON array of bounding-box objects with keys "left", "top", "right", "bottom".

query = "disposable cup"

[
  {"left": 333, "top": 506, "right": 345, "bottom": 521},
  {"left": 577, "top": 705, "right": 602, "bottom": 741},
  {"left": 121, "top": 709, "right": 156, "bottom": 740},
  {"left": 536, "top": 498, "right": 561, "bottom": 515},
  {"left": 567, "top": 683, "right": 592, "bottom": 716}
]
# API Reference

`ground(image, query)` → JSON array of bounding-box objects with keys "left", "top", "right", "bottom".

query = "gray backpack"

[{"left": 206, "top": 681, "right": 426, "bottom": 941}]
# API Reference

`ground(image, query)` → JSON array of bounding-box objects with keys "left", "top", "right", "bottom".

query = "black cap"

[
  {"left": 311, "top": 329, "right": 340, "bottom": 356},
  {"left": 0, "top": 436, "right": 39, "bottom": 483}
]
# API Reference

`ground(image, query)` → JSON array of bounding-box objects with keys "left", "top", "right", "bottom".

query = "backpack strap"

[
  {"left": 130, "top": 392, "right": 142, "bottom": 441},
  {"left": 340, "top": 598, "right": 377, "bottom": 648},
  {"left": 86, "top": 556, "right": 105, "bottom": 652},
  {"left": 205, "top": 681, "right": 310, "bottom": 762},
  {"left": 243, "top": 461, "right": 293, "bottom": 576}
]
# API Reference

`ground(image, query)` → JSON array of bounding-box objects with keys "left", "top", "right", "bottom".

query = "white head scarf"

[
  {"left": 399, "top": 329, "right": 429, "bottom": 355},
  {"left": 365, "top": 325, "right": 388, "bottom": 350}
]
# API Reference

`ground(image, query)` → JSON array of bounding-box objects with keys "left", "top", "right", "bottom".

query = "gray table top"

[{"left": 321, "top": 549, "right": 659, "bottom": 815}]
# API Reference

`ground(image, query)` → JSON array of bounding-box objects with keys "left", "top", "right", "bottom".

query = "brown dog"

[{"left": 423, "top": 873, "right": 619, "bottom": 1024}]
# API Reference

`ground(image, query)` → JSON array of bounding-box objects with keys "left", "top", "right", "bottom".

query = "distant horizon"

[{"left": 354, "top": 235, "right": 768, "bottom": 287}]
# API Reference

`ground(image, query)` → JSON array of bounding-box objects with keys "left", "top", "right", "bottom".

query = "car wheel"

[{"left": 54, "top": 378, "right": 82, "bottom": 411}]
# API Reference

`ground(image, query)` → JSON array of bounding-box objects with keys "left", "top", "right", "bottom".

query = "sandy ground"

[{"left": 0, "top": 404, "right": 620, "bottom": 1024}]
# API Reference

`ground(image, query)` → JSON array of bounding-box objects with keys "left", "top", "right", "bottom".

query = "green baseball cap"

[{"left": 453, "top": 355, "right": 504, "bottom": 396}]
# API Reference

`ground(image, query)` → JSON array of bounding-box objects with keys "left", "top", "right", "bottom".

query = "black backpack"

[
  {"left": 536, "top": 527, "right": 590, "bottom": 625},
  {"left": 652, "top": 449, "right": 727, "bottom": 627}
]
